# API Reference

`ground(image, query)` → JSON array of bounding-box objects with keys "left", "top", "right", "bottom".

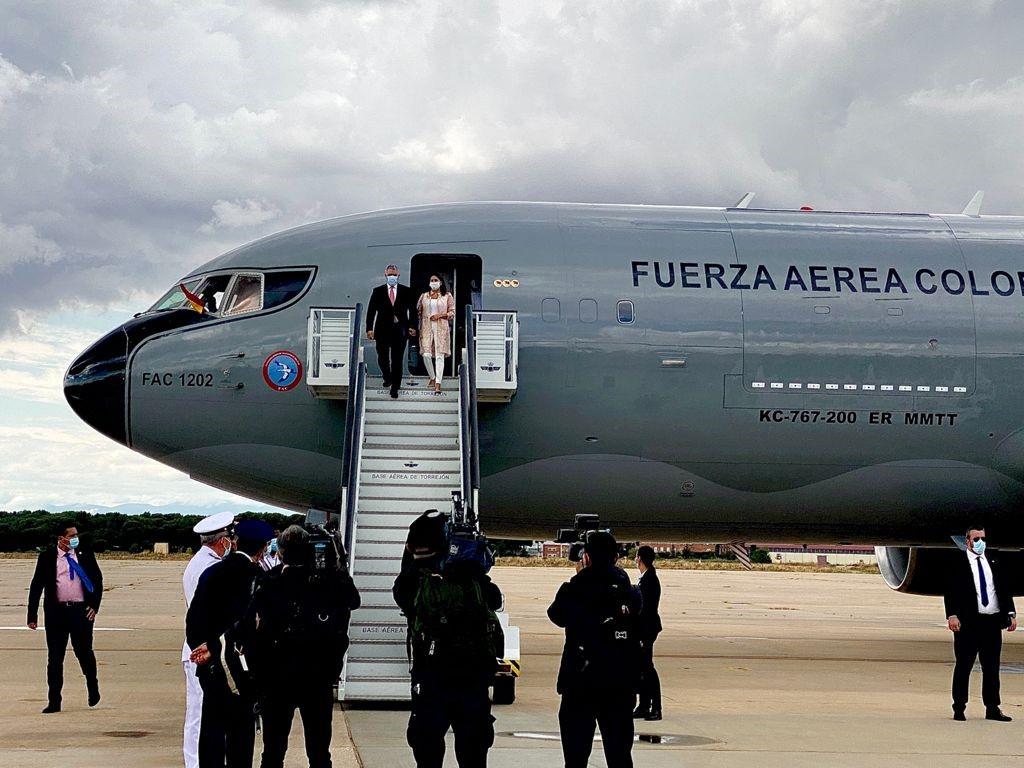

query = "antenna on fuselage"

[
  {"left": 961, "top": 190, "right": 984, "bottom": 217},
  {"left": 734, "top": 192, "right": 756, "bottom": 208}
]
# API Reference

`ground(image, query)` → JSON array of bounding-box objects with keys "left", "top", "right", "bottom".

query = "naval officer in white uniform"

[{"left": 182, "top": 512, "right": 234, "bottom": 768}]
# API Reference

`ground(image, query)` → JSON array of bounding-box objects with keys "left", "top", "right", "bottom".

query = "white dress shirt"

[
  {"left": 181, "top": 545, "right": 222, "bottom": 661},
  {"left": 966, "top": 549, "right": 1000, "bottom": 615}
]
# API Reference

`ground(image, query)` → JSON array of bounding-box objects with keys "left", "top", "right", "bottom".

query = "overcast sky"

[{"left": 2, "top": 0, "right": 1023, "bottom": 512}]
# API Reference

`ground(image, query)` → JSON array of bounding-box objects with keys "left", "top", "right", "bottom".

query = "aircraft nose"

[{"left": 64, "top": 327, "right": 129, "bottom": 446}]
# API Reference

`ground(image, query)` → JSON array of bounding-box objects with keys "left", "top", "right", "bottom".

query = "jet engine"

[{"left": 876, "top": 546, "right": 1024, "bottom": 596}]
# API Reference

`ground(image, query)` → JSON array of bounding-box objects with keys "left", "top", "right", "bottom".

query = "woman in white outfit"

[{"left": 416, "top": 275, "right": 456, "bottom": 393}]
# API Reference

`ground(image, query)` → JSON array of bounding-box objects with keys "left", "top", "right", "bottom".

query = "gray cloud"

[{"left": 1, "top": 0, "right": 1023, "bottom": 333}]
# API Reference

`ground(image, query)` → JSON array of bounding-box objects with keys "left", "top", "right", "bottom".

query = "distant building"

[{"left": 760, "top": 544, "right": 876, "bottom": 566}]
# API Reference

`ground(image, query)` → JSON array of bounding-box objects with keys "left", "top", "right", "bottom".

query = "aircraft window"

[
  {"left": 222, "top": 273, "right": 265, "bottom": 316},
  {"left": 579, "top": 299, "right": 598, "bottom": 323},
  {"left": 263, "top": 270, "right": 312, "bottom": 309},
  {"left": 616, "top": 300, "right": 635, "bottom": 324},
  {"left": 195, "top": 274, "right": 232, "bottom": 314},
  {"left": 542, "top": 298, "right": 560, "bottom": 322},
  {"left": 148, "top": 279, "right": 201, "bottom": 312}
]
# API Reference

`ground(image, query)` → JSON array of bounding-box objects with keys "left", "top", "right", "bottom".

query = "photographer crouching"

[
  {"left": 242, "top": 524, "right": 361, "bottom": 768},
  {"left": 548, "top": 530, "right": 643, "bottom": 768}
]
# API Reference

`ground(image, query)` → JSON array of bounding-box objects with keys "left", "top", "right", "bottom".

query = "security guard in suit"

[
  {"left": 27, "top": 520, "right": 104, "bottom": 713},
  {"left": 945, "top": 525, "right": 1017, "bottom": 721},
  {"left": 186, "top": 518, "right": 273, "bottom": 767}
]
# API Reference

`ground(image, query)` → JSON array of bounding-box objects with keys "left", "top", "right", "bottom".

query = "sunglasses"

[{"left": 970, "top": 536, "right": 986, "bottom": 543}]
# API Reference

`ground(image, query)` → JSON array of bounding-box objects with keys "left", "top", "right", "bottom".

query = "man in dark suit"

[
  {"left": 945, "top": 525, "right": 1017, "bottom": 721},
  {"left": 27, "top": 520, "right": 104, "bottom": 713},
  {"left": 186, "top": 518, "right": 273, "bottom": 767},
  {"left": 633, "top": 545, "right": 662, "bottom": 721},
  {"left": 366, "top": 263, "right": 417, "bottom": 398}
]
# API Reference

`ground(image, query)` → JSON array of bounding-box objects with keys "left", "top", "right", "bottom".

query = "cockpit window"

[
  {"left": 264, "top": 270, "right": 313, "bottom": 309},
  {"left": 148, "top": 279, "right": 200, "bottom": 312},
  {"left": 195, "top": 274, "right": 232, "bottom": 314},
  {"left": 222, "top": 272, "right": 264, "bottom": 316},
  {"left": 147, "top": 268, "right": 312, "bottom": 317}
]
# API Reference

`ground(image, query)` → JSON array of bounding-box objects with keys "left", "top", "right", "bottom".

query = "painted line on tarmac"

[{"left": 0, "top": 626, "right": 134, "bottom": 631}]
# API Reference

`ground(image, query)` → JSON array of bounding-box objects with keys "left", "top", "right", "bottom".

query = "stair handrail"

[
  {"left": 340, "top": 302, "right": 364, "bottom": 562},
  {"left": 458, "top": 361, "right": 474, "bottom": 526},
  {"left": 464, "top": 305, "right": 481, "bottom": 503},
  {"left": 340, "top": 303, "right": 363, "bottom": 491},
  {"left": 342, "top": 360, "right": 367, "bottom": 563}
]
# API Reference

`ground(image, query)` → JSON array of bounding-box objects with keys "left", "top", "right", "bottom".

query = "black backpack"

[{"left": 576, "top": 580, "right": 642, "bottom": 686}]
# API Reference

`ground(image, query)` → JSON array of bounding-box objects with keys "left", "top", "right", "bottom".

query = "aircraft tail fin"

[{"left": 961, "top": 190, "right": 984, "bottom": 217}]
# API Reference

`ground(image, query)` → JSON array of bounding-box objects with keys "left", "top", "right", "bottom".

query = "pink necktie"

[{"left": 389, "top": 287, "right": 396, "bottom": 305}]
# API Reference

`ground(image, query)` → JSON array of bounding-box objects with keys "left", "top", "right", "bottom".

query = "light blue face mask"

[
  {"left": 269, "top": 538, "right": 278, "bottom": 555},
  {"left": 972, "top": 538, "right": 986, "bottom": 555},
  {"left": 68, "top": 536, "right": 80, "bottom": 550},
  {"left": 386, "top": 275, "right": 399, "bottom": 287}
]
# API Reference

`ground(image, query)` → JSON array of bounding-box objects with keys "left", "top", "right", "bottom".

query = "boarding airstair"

[{"left": 306, "top": 304, "right": 520, "bottom": 702}]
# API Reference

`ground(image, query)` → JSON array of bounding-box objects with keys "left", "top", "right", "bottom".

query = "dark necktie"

[{"left": 977, "top": 557, "right": 989, "bottom": 607}]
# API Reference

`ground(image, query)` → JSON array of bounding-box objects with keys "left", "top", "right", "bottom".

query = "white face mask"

[{"left": 429, "top": 281, "right": 441, "bottom": 290}]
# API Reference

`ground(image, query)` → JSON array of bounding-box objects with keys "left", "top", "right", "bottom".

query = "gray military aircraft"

[{"left": 64, "top": 198, "right": 1024, "bottom": 598}]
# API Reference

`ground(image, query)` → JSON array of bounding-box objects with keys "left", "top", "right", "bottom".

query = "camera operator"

[
  {"left": 393, "top": 509, "right": 503, "bottom": 768},
  {"left": 547, "top": 531, "right": 642, "bottom": 768},
  {"left": 242, "top": 524, "right": 360, "bottom": 768}
]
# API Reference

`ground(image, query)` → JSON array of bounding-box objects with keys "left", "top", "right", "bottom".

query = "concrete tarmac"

[{"left": 2, "top": 560, "right": 1022, "bottom": 768}]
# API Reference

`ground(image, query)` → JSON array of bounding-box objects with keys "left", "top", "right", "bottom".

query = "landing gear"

[{"left": 492, "top": 674, "right": 516, "bottom": 705}]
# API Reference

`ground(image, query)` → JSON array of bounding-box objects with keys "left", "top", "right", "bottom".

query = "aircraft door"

[{"left": 409, "top": 253, "right": 482, "bottom": 376}]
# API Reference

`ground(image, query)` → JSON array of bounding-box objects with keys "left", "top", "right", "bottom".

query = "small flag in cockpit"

[{"left": 179, "top": 283, "right": 205, "bottom": 313}]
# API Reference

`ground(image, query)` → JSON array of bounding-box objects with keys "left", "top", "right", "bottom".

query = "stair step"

[
  {"left": 363, "top": 411, "right": 459, "bottom": 425},
  {"left": 355, "top": 606, "right": 407, "bottom": 623},
  {"left": 361, "top": 447, "right": 462, "bottom": 459},
  {"left": 363, "top": 423, "right": 459, "bottom": 437},
  {"left": 360, "top": 472, "right": 459, "bottom": 487},
  {"left": 358, "top": 497, "right": 451, "bottom": 512},
  {"left": 353, "top": 513, "right": 425, "bottom": 530},
  {"left": 360, "top": 460, "right": 460, "bottom": 479},
  {"left": 347, "top": 658, "right": 410, "bottom": 678},
  {"left": 347, "top": 640, "right": 409, "bottom": 659},
  {"left": 354, "top": 541, "right": 408, "bottom": 559},
  {"left": 360, "top": 436, "right": 456, "bottom": 448},
  {"left": 364, "top": 400, "right": 459, "bottom": 414},
  {"left": 353, "top": 573, "right": 401, "bottom": 590},
  {"left": 342, "top": 678, "right": 412, "bottom": 701},
  {"left": 358, "top": 485, "right": 459, "bottom": 501},
  {"left": 354, "top": 525, "right": 410, "bottom": 543}
]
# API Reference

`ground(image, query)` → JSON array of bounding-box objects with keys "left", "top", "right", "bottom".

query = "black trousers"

[
  {"left": 259, "top": 679, "right": 334, "bottom": 768},
  {"left": 376, "top": 334, "right": 408, "bottom": 392},
  {"left": 407, "top": 676, "right": 495, "bottom": 768},
  {"left": 45, "top": 602, "right": 98, "bottom": 706},
  {"left": 952, "top": 614, "right": 1003, "bottom": 711},
  {"left": 636, "top": 634, "right": 661, "bottom": 713},
  {"left": 197, "top": 671, "right": 255, "bottom": 768},
  {"left": 559, "top": 688, "right": 634, "bottom": 768}
]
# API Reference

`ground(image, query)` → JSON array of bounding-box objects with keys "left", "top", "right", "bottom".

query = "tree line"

[
  {"left": 0, "top": 510, "right": 533, "bottom": 555},
  {"left": 0, "top": 510, "right": 304, "bottom": 553}
]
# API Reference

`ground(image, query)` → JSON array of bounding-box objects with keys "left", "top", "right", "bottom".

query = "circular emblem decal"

[{"left": 262, "top": 351, "right": 303, "bottom": 391}]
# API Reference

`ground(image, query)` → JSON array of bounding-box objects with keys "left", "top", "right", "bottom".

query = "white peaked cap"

[{"left": 193, "top": 511, "right": 235, "bottom": 535}]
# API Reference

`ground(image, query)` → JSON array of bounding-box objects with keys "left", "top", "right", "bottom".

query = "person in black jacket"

[
  {"left": 27, "top": 520, "right": 104, "bottom": 713},
  {"left": 548, "top": 531, "right": 642, "bottom": 768},
  {"left": 945, "top": 525, "right": 1017, "bottom": 722},
  {"left": 186, "top": 518, "right": 273, "bottom": 767},
  {"left": 393, "top": 510, "right": 502, "bottom": 768},
  {"left": 633, "top": 545, "right": 662, "bottom": 721},
  {"left": 366, "top": 264, "right": 417, "bottom": 398},
  {"left": 242, "top": 524, "right": 361, "bottom": 768}
]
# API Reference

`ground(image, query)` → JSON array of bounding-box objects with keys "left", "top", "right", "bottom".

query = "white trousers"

[
  {"left": 423, "top": 354, "right": 445, "bottom": 384},
  {"left": 183, "top": 659, "right": 203, "bottom": 768}
]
